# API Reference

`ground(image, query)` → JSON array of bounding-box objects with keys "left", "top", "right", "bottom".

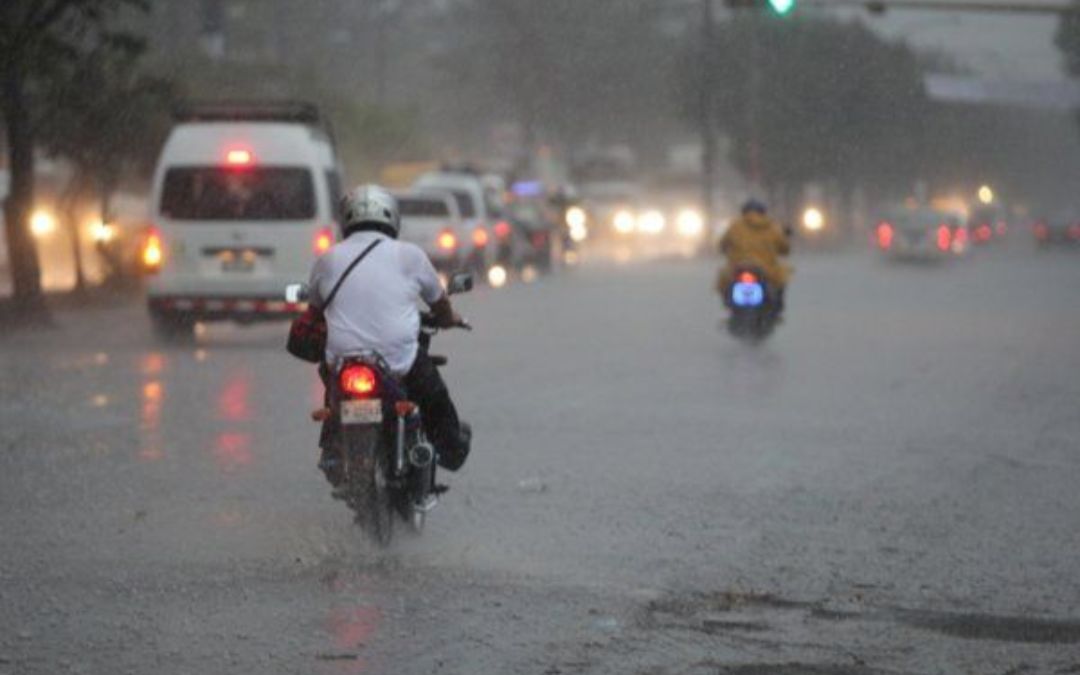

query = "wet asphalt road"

[{"left": 2, "top": 241, "right": 1080, "bottom": 674}]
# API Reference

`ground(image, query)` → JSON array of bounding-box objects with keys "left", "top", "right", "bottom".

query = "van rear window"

[
  {"left": 160, "top": 167, "right": 316, "bottom": 220},
  {"left": 400, "top": 198, "right": 451, "bottom": 218}
]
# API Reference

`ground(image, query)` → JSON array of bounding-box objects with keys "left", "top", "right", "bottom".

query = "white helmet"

[{"left": 341, "top": 184, "right": 400, "bottom": 237}]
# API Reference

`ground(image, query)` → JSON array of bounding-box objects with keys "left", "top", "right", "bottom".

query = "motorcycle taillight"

[{"left": 339, "top": 364, "right": 379, "bottom": 398}]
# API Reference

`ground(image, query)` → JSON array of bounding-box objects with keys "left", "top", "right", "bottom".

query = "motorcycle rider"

[
  {"left": 716, "top": 199, "right": 791, "bottom": 310},
  {"left": 308, "top": 184, "right": 471, "bottom": 486}
]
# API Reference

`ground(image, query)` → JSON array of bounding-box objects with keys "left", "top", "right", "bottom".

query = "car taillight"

[
  {"left": 936, "top": 224, "right": 951, "bottom": 252},
  {"left": 339, "top": 364, "right": 378, "bottom": 398},
  {"left": 976, "top": 224, "right": 992, "bottom": 241},
  {"left": 142, "top": 227, "right": 164, "bottom": 271},
  {"left": 876, "top": 222, "right": 893, "bottom": 249},
  {"left": 953, "top": 227, "right": 968, "bottom": 247},
  {"left": 314, "top": 227, "right": 333, "bottom": 255},
  {"left": 494, "top": 221, "right": 512, "bottom": 239},
  {"left": 1070, "top": 224, "right": 1080, "bottom": 240},
  {"left": 472, "top": 227, "right": 490, "bottom": 247},
  {"left": 437, "top": 230, "right": 458, "bottom": 251},
  {"left": 1033, "top": 223, "right": 1048, "bottom": 240}
]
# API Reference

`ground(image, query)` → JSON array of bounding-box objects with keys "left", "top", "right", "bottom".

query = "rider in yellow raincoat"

[{"left": 716, "top": 199, "right": 791, "bottom": 306}]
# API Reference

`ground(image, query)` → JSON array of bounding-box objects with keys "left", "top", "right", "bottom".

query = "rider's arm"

[
  {"left": 428, "top": 295, "right": 462, "bottom": 329},
  {"left": 409, "top": 243, "right": 463, "bottom": 328}
]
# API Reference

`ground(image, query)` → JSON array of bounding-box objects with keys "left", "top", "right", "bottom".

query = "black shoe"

[{"left": 437, "top": 421, "right": 471, "bottom": 472}]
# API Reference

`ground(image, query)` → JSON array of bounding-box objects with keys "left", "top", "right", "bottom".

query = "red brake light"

[
  {"left": 472, "top": 227, "right": 490, "bottom": 248},
  {"left": 494, "top": 221, "right": 512, "bottom": 239},
  {"left": 225, "top": 148, "right": 254, "bottom": 166},
  {"left": 314, "top": 227, "right": 333, "bottom": 255},
  {"left": 339, "top": 364, "right": 378, "bottom": 397},
  {"left": 737, "top": 271, "right": 758, "bottom": 284},
  {"left": 976, "top": 224, "right": 992, "bottom": 242},
  {"left": 936, "top": 224, "right": 951, "bottom": 252},
  {"left": 876, "top": 222, "right": 893, "bottom": 249},
  {"left": 437, "top": 230, "right": 458, "bottom": 251}
]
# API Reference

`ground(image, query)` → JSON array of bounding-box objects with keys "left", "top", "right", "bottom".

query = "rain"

[{"left": 2, "top": 1, "right": 1080, "bottom": 673}]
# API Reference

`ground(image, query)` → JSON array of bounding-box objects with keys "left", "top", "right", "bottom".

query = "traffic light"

[
  {"left": 767, "top": 0, "right": 796, "bottom": 15},
  {"left": 724, "top": 0, "right": 798, "bottom": 16}
]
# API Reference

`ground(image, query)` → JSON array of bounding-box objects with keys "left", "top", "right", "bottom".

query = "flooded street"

[{"left": 2, "top": 244, "right": 1079, "bottom": 674}]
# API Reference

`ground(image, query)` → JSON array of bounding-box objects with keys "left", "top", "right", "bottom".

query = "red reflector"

[
  {"left": 494, "top": 221, "right": 512, "bottom": 239},
  {"left": 339, "top": 365, "right": 378, "bottom": 397},
  {"left": 737, "top": 271, "right": 758, "bottom": 284}
]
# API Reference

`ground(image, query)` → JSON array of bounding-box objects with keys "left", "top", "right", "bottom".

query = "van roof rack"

[{"left": 173, "top": 100, "right": 325, "bottom": 126}]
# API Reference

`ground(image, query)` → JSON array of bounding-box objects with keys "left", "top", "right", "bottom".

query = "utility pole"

[{"left": 701, "top": 0, "right": 718, "bottom": 232}]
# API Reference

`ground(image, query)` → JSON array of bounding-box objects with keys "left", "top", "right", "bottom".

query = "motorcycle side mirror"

[
  {"left": 447, "top": 273, "right": 474, "bottom": 296},
  {"left": 284, "top": 283, "right": 309, "bottom": 303}
]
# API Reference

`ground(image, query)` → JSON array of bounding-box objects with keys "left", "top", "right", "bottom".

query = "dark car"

[{"left": 1032, "top": 210, "right": 1080, "bottom": 248}]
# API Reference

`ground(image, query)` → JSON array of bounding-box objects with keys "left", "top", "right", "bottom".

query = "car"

[
  {"left": 1032, "top": 210, "right": 1080, "bottom": 248},
  {"left": 412, "top": 170, "right": 503, "bottom": 279},
  {"left": 874, "top": 207, "right": 966, "bottom": 261},
  {"left": 967, "top": 205, "right": 1009, "bottom": 245},
  {"left": 393, "top": 190, "right": 466, "bottom": 274},
  {"left": 144, "top": 101, "right": 344, "bottom": 338}
]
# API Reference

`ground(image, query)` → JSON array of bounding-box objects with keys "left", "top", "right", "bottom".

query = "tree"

[
  {"left": 1056, "top": 0, "right": 1080, "bottom": 131},
  {"left": 37, "top": 37, "right": 174, "bottom": 290},
  {"left": 687, "top": 14, "right": 930, "bottom": 202},
  {"left": 0, "top": 0, "right": 145, "bottom": 313}
]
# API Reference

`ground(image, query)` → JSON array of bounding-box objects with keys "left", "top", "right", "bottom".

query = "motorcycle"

[
  {"left": 725, "top": 265, "right": 780, "bottom": 341},
  {"left": 284, "top": 273, "right": 473, "bottom": 546}
]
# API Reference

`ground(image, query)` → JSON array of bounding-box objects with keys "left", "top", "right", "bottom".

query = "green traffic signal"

[{"left": 767, "top": 0, "right": 796, "bottom": 15}]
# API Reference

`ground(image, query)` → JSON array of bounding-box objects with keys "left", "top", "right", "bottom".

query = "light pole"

[{"left": 701, "top": 0, "right": 719, "bottom": 233}]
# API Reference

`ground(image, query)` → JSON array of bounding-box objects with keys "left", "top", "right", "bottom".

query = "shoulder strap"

[{"left": 320, "top": 239, "right": 383, "bottom": 310}]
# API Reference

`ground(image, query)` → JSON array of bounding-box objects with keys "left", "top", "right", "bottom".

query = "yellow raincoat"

[{"left": 716, "top": 212, "right": 791, "bottom": 293}]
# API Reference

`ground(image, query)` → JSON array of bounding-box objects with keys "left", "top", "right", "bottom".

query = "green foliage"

[
  {"left": 1056, "top": 0, "right": 1080, "bottom": 78},
  {"left": 38, "top": 39, "right": 175, "bottom": 193},
  {"left": 690, "top": 15, "right": 930, "bottom": 195}
]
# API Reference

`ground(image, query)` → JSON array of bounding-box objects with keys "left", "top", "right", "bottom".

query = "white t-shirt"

[{"left": 308, "top": 231, "right": 444, "bottom": 375}]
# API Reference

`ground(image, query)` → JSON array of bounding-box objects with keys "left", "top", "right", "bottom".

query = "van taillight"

[
  {"left": 314, "top": 227, "right": 333, "bottom": 255},
  {"left": 142, "top": 227, "right": 164, "bottom": 272}
]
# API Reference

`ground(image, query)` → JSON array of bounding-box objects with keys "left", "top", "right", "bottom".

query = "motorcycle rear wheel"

[{"left": 345, "top": 436, "right": 394, "bottom": 547}]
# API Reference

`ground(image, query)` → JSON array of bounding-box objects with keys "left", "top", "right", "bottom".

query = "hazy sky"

[{"left": 826, "top": 2, "right": 1069, "bottom": 82}]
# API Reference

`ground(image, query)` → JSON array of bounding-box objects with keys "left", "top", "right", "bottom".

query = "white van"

[{"left": 145, "top": 102, "right": 343, "bottom": 337}]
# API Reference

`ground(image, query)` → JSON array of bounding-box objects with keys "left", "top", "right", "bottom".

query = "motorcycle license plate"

[
  {"left": 340, "top": 399, "right": 383, "bottom": 424},
  {"left": 732, "top": 281, "right": 765, "bottom": 307}
]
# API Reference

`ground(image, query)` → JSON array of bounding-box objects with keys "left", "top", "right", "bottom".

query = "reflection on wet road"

[{"left": 2, "top": 245, "right": 1080, "bottom": 673}]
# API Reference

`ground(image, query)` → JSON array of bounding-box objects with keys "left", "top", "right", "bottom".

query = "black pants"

[
  {"left": 403, "top": 350, "right": 468, "bottom": 471},
  {"left": 318, "top": 351, "right": 467, "bottom": 484}
]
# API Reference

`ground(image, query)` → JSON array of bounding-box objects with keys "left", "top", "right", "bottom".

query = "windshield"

[
  {"left": 399, "top": 198, "right": 451, "bottom": 218},
  {"left": 160, "top": 167, "right": 316, "bottom": 220},
  {"left": 449, "top": 190, "right": 476, "bottom": 218}
]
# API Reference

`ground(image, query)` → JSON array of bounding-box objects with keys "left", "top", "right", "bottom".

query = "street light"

[{"left": 977, "top": 185, "right": 994, "bottom": 205}]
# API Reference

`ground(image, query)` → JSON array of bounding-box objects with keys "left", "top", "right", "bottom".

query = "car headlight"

[
  {"left": 676, "top": 209, "right": 704, "bottom": 237},
  {"left": 638, "top": 210, "right": 665, "bottom": 234},
  {"left": 802, "top": 207, "right": 825, "bottom": 232},
  {"left": 613, "top": 209, "right": 636, "bottom": 234},
  {"left": 30, "top": 209, "right": 57, "bottom": 237}
]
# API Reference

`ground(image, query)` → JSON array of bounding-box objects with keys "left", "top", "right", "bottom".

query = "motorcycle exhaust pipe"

[{"left": 409, "top": 443, "right": 435, "bottom": 509}]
